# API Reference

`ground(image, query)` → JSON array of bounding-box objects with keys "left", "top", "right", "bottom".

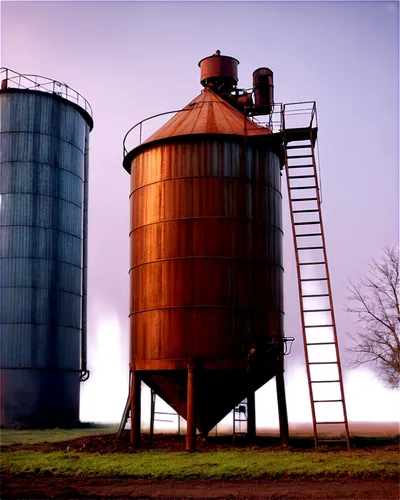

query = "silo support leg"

[
  {"left": 130, "top": 370, "right": 141, "bottom": 445},
  {"left": 149, "top": 389, "right": 156, "bottom": 441},
  {"left": 276, "top": 370, "right": 289, "bottom": 446},
  {"left": 247, "top": 389, "right": 256, "bottom": 441},
  {"left": 186, "top": 365, "right": 196, "bottom": 452}
]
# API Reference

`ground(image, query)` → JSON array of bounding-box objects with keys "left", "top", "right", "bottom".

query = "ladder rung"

[
  {"left": 301, "top": 277, "right": 327, "bottom": 281},
  {"left": 299, "top": 261, "right": 325, "bottom": 266},
  {"left": 287, "top": 154, "right": 313, "bottom": 159},
  {"left": 302, "top": 293, "right": 329, "bottom": 297},
  {"left": 313, "top": 399, "right": 343, "bottom": 403},
  {"left": 303, "top": 308, "right": 331, "bottom": 313},
  {"left": 296, "top": 233, "right": 322, "bottom": 238},
  {"left": 287, "top": 164, "right": 314, "bottom": 170},
  {"left": 316, "top": 421, "right": 346, "bottom": 425},
  {"left": 292, "top": 197, "right": 318, "bottom": 201},
  {"left": 286, "top": 145, "right": 312, "bottom": 149},
  {"left": 311, "top": 380, "right": 340, "bottom": 384},
  {"left": 305, "top": 326, "right": 334, "bottom": 330},
  {"left": 307, "top": 341, "right": 335, "bottom": 345},
  {"left": 294, "top": 221, "right": 320, "bottom": 226},
  {"left": 293, "top": 209, "right": 319, "bottom": 213},
  {"left": 298, "top": 246, "right": 323, "bottom": 250},
  {"left": 309, "top": 361, "right": 337, "bottom": 365},
  {"left": 288, "top": 175, "right": 315, "bottom": 179},
  {"left": 290, "top": 185, "right": 316, "bottom": 190}
]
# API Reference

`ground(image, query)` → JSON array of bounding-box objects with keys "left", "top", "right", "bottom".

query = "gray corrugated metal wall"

[{"left": 0, "top": 89, "right": 92, "bottom": 427}]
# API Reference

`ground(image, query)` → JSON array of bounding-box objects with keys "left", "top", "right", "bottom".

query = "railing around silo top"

[
  {"left": 122, "top": 100, "right": 318, "bottom": 159},
  {"left": 247, "top": 101, "right": 317, "bottom": 133},
  {"left": 122, "top": 102, "right": 280, "bottom": 158},
  {"left": 122, "top": 106, "right": 198, "bottom": 157},
  {"left": 245, "top": 102, "right": 284, "bottom": 133},
  {"left": 0, "top": 67, "right": 93, "bottom": 119},
  {"left": 282, "top": 101, "right": 318, "bottom": 130}
]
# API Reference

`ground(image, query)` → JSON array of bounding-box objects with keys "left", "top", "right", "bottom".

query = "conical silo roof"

[
  {"left": 143, "top": 87, "right": 270, "bottom": 143},
  {"left": 123, "top": 88, "right": 272, "bottom": 172}
]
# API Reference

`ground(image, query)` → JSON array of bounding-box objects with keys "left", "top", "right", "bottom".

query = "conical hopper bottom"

[{"left": 141, "top": 359, "right": 282, "bottom": 434}]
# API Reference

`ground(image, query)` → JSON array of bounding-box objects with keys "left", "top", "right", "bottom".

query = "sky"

[{"left": 1, "top": 1, "right": 399, "bottom": 429}]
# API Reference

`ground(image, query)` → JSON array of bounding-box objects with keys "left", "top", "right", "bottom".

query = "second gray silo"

[{"left": 0, "top": 69, "right": 94, "bottom": 427}]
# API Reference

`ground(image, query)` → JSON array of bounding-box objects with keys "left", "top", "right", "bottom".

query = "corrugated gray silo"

[{"left": 0, "top": 69, "right": 94, "bottom": 427}]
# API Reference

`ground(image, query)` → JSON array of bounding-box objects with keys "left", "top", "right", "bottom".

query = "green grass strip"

[
  {"left": 1, "top": 450, "right": 398, "bottom": 479},
  {"left": 0, "top": 427, "right": 117, "bottom": 446}
]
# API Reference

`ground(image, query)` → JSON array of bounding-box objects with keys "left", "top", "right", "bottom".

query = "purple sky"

[{"left": 1, "top": 1, "right": 399, "bottom": 426}]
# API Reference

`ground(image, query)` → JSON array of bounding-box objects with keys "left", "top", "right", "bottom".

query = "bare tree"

[{"left": 346, "top": 243, "right": 400, "bottom": 388}]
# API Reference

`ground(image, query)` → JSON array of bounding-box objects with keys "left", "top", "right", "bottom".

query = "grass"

[
  {"left": 0, "top": 425, "right": 118, "bottom": 446},
  {"left": 1, "top": 449, "right": 399, "bottom": 479}
]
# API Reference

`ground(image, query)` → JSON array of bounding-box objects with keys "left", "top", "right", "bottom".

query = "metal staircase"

[
  {"left": 283, "top": 103, "right": 350, "bottom": 451},
  {"left": 117, "top": 370, "right": 133, "bottom": 438},
  {"left": 117, "top": 379, "right": 181, "bottom": 440}
]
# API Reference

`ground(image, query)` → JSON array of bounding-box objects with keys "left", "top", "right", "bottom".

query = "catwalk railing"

[{"left": 0, "top": 67, "right": 93, "bottom": 119}]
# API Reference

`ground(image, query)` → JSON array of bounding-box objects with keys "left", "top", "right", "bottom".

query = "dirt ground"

[
  {"left": 2, "top": 433, "right": 399, "bottom": 499},
  {"left": 2, "top": 431, "right": 399, "bottom": 454},
  {"left": 1, "top": 474, "right": 399, "bottom": 499}
]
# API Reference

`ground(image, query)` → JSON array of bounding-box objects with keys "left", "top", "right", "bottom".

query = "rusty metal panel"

[
  {"left": 0, "top": 88, "right": 91, "bottom": 427},
  {"left": 198, "top": 53, "right": 239, "bottom": 85},
  {"left": 252, "top": 67, "right": 274, "bottom": 116},
  {"left": 128, "top": 137, "right": 283, "bottom": 431},
  {"left": 142, "top": 88, "right": 270, "bottom": 145}
]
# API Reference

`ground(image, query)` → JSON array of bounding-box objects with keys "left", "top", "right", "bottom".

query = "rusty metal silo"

[
  {"left": 0, "top": 69, "right": 93, "bottom": 427},
  {"left": 122, "top": 52, "right": 289, "bottom": 449}
]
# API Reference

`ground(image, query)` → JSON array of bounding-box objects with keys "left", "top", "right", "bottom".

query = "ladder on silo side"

[{"left": 283, "top": 124, "right": 350, "bottom": 451}]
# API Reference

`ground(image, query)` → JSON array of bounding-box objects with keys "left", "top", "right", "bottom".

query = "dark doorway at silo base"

[{"left": 0, "top": 369, "right": 80, "bottom": 428}]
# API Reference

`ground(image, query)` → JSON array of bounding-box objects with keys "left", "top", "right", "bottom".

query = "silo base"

[{"left": 0, "top": 369, "right": 80, "bottom": 428}]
